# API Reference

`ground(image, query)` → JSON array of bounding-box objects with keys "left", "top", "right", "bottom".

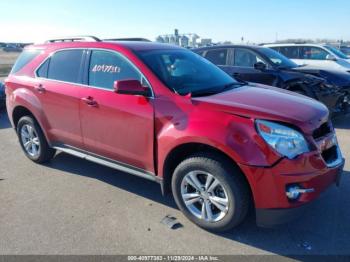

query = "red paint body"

[{"left": 5, "top": 41, "right": 344, "bottom": 215}]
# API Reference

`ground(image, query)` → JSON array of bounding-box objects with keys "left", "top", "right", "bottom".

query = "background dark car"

[
  {"left": 0, "top": 82, "right": 5, "bottom": 109},
  {"left": 340, "top": 46, "right": 350, "bottom": 57},
  {"left": 3, "top": 44, "right": 23, "bottom": 53},
  {"left": 193, "top": 45, "right": 349, "bottom": 115}
]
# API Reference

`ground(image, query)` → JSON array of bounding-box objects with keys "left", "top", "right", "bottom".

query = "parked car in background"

[
  {"left": 340, "top": 46, "right": 350, "bottom": 58},
  {"left": 5, "top": 37, "right": 344, "bottom": 231},
  {"left": 0, "top": 82, "right": 5, "bottom": 109},
  {"left": 193, "top": 45, "right": 350, "bottom": 116},
  {"left": 3, "top": 44, "right": 23, "bottom": 52},
  {"left": 263, "top": 43, "right": 350, "bottom": 73}
]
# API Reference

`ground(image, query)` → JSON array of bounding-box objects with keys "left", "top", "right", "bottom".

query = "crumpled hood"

[
  {"left": 293, "top": 67, "right": 350, "bottom": 87},
  {"left": 193, "top": 83, "right": 329, "bottom": 133}
]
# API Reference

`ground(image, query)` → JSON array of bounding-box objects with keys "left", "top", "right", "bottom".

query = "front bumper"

[{"left": 239, "top": 150, "right": 345, "bottom": 227}]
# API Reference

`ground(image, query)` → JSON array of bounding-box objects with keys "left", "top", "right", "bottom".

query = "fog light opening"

[{"left": 286, "top": 185, "right": 315, "bottom": 200}]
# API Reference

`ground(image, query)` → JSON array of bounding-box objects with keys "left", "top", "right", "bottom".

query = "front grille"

[
  {"left": 321, "top": 146, "right": 338, "bottom": 165},
  {"left": 313, "top": 122, "right": 332, "bottom": 140}
]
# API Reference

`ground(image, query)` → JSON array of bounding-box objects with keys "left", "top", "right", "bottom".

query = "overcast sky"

[{"left": 1, "top": 0, "right": 349, "bottom": 43}]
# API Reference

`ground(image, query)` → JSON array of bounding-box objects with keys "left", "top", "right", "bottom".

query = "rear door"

[
  {"left": 200, "top": 47, "right": 243, "bottom": 78},
  {"left": 229, "top": 48, "right": 276, "bottom": 85},
  {"left": 79, "top": 49, "right": 155, "bottom": 172},
  {"left": 35, "top": 49, "right": 85, "bottom": 148},
  {"left": 276, "top": 46, "right": 300, "bottom": 65}
]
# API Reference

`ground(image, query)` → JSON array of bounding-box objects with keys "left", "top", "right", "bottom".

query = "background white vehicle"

[{"left": 264, "top": 43, "right": 350, "bottom": 73}]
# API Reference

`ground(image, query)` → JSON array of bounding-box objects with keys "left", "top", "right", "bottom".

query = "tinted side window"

[
  {"left": 37, "top": 59, "right": 49, "bottom": 78},
  {"left": 279, "top": 46, "right": 299, "bottom": 59},
  {"left": 300, "top": 47, "right": 328, "bottom": 60},
  {"left": 11, "top": 49, "right": 41, "bottom": 74},
  {"left": 204, "top": 49, "right": 228, "bottom": 65},
  {"left": 88, "top": 50, "right": 141, "bottom": 90},
  {"left": 234, "top": 48, "right": 266, "bottom": 67},
  {"left": 48, "top": 50, "right": 84, "bottom": 83}
]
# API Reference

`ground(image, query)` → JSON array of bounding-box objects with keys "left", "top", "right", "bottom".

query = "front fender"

[{"left": 156, "top": 103, "right": 281, "bottom": 178}]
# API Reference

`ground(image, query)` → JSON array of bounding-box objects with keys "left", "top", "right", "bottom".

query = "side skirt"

[{"left": 53, "top": 144, "right": 163, "bottom": 185}]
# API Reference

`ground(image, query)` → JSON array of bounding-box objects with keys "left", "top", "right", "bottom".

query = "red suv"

[{"left": 5, "top": 37, "right": 345, "bottom": 232}]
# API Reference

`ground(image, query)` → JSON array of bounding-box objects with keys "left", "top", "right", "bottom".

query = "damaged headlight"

[{"left": 256, "top": 120, "right": 309, "bottom": 159}]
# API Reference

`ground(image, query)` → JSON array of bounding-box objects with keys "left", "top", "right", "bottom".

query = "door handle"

[
  {"left": 34, "top": 84, "right": 45, "bottom": 93},
  {"left": 81, "top": 96, "right": 98, "bottom": 107}
]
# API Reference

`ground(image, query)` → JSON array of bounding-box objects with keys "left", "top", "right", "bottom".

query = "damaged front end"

[
  {"left": 292, "top": 68, "right": 350, "bottom": 117},
  {"left": 317, "top": 83, "right": 350, "bottom": 117}
]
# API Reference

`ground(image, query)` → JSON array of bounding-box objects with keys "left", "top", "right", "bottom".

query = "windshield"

[
  {"left": 324, "top": 45, "right": 349, "bottom": 59},
  {"left": 258, "top": 47, "right": 298, "bottom": 69},
  {"left": 135, "top": 49, "right": 240, "bottom": 96}
]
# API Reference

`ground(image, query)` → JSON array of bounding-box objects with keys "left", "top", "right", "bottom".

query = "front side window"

[
  {"left": 299, "top": 46, "right": 329, "bottom": 60},
  {"left": 258, "top": 47, "right": 298, "bottom": 69},
  {"left": 234, "top": 48, "right": 266, "bottom": 67},
  {"left": 47, "top": 50, "right": 84, "bottom": 83},
  {"left": 204, "top": 49, "right": 228, "bottom": 65},
  {"left": 88, "top": 50, "right": 142, "bottom": 90}
]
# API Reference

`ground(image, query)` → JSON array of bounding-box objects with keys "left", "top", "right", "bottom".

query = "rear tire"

[
  {"left": 171, "top": 152, "right": 250, "bottom": 232},
  {"left": 17, "top": 116, "right": 56, "bottom": 163}
]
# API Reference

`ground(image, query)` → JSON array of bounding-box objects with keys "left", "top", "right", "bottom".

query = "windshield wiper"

[{"left": 192, "top": 82, "right": 246, "bottom": 97}]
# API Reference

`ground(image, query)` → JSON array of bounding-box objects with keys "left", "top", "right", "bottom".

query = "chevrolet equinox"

[{"left": 5, "top": 37, "right": 345, "bottom": 232}]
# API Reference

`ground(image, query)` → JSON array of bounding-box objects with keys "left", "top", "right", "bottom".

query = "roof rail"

[
  {"left": 45, "top": 36, "right": 101, "bottom": 43},
  {"left": 103, "top": 38, "right": 151, "bottom": 42}
]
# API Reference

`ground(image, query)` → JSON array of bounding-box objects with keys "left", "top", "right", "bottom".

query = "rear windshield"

[{"left": 10, "top": 49, "right": 41, "bottom": 74}]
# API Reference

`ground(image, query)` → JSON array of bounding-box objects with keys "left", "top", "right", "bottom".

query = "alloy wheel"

[
  {"left": 20, "top": 124, "right": 40, "bottom": 158},
  {"left": 180, "top": 171, "right": 229, "bottom": 222}
]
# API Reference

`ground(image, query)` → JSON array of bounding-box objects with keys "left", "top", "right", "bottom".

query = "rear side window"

[
  {"left": 11, "top": 49, "right": 41, "bottom": 74},
  {"left": 47, "top": 50, "right": 84, "bottom": 83},
  {"left": 37, "top": 59, "right": 49, "bottom": 78},
  {"left": 278, "top": 46, "right": 299, "bottom": 59},
  {"left": 204, "top": 49, "right": 228, "bottom": 65},
  {"left": 88, "top": 50, "right": 141, "bottom": 90}
]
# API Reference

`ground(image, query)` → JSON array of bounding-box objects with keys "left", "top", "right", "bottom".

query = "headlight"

[{"left": 256, "top": 120, "right": 309, "bottom": 159}]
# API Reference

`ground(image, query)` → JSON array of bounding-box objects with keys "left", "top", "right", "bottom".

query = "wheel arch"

[
  {"left": 161, "top": 142, "right": 253, "bottom": 202},
  {"left": 11, "top": 105, "right": 51, "bottom": 144}
]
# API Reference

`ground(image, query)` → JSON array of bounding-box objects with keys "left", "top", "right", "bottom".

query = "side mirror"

[
  {"left": 113, "top": 80, "right": 150, "bottom": 96},
  {"left": 326, "top": 54, "right": 337, "bottom": 61},
  {"left": 254, "top": 62, "right": 267, "bottom": 71}
]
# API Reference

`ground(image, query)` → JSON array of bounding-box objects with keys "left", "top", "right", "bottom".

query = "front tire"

[
  {"left": 17, "top": 116, "right": 56, "bottom": 163},
  {"left": 171, "top": 153, "right": 250, "bottom": 232}
]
